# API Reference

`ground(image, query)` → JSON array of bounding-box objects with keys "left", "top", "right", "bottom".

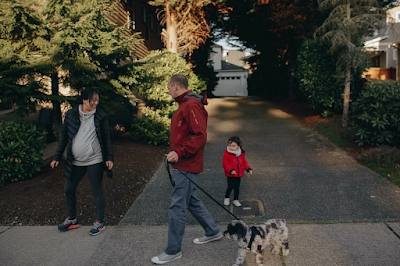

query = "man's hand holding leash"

[{"left": 166, "top": 151, "right": 179, "bottom": 163}]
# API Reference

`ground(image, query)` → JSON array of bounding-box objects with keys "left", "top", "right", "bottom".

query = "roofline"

[
  {"left": 364, "top": 35, "right": 389, "bottom": 46},
  {"left": 211, "top": 43, "right": 223, "bottom": 48}
]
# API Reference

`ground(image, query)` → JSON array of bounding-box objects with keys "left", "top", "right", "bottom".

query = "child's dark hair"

[
  {"left": 228, "top": 136, "right": 241, "bottom": 147},
  {"left": 77, "top": 87, "right": 99, "bottom": 104}
]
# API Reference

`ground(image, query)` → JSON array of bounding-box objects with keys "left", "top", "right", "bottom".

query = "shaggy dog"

[{"left": 223, "top": 219, "right": 289, "bottom": 266}]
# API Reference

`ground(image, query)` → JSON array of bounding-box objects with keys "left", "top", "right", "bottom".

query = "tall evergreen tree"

[
  {"left": 1, "top": 0, "right": 141, "bottom": 128},
  {"left": 315, "top": 0, "right": 384, "bottom": 127},
  {"left": 0, "top": 0, "right": 52, "bottom": 116},
  {"left": 42, "top": 0, "right": 141, "bottom": 122}
]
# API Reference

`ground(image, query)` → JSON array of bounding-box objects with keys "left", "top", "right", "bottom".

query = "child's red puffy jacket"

[{"left": 223, "top": 149, "right": 251, "bottom": 177}]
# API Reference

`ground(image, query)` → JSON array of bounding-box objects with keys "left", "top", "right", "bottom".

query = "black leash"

[
  {"left": 164, "top": 157, "right": 241, "bottom": 221},
  {"left": 164, "top": 157, "right": 175, "bottom": 186}
]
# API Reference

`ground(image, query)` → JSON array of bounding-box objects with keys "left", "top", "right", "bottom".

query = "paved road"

[{"left": 1, "top": 97, "right": 400, "bottom": 266}]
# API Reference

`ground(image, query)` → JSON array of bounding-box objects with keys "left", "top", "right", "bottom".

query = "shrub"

[
  {"left": 296, "top": 39, "right": 343, "bottom": 112},
  {"left": 0, "top": 121, "right": 46, "bottom": 185},
  {"left": 130, "top": 50, "right": 206, "bottom": 145},
  {"left": 130, "top": 109, "right": 170, "bottom": 146},
  {"left": 352, "top": 80, "right": 400, "bottom": 146}
]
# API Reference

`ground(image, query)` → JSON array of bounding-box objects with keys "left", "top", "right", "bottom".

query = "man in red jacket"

[{"left": 152, "top": 74, "right": 222, "bottom": 265}]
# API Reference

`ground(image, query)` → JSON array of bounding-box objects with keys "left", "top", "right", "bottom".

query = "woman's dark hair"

[
  {"left": 228, "top": 136, "right": 241, "bottom": 147},
  {"left": 77, "top": 87, "right": 99, "bottom": 104}
]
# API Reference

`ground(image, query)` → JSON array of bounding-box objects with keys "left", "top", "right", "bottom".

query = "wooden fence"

[{"left": 362, "top": 67, "right": 396, "bottom": 80}]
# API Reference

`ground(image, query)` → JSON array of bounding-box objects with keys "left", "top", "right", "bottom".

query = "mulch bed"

[{"left": 0, "top": 136, "right": 168, "bottom": 226}]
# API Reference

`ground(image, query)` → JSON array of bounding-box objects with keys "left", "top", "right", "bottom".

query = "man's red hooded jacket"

[{"left": 170, "top": 90, "right": 208, "bottom": 174}]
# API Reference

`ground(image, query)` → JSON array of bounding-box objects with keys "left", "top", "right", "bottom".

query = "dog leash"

[
  {"left": 164, "top": 157, "right": 241, "bottom": 221},
  {"left": 164, "top": 157, "right": 175, "bottom": 186}
]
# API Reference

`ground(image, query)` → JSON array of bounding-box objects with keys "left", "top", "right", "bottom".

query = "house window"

[
  {"left": 142, "top": 5, "right": 153, "bottom": 40},
  {"left": 221, "top": 77, "right": 226, "bottom": 80},
  {"left": 394, "top": 49, "right": 398, "bottom": 61},
  {"left": 236, "top": 76, "right": 241, "bottom": 79},
  {"left": 142, "top": 6, "right": 153, "bottom": 30}
]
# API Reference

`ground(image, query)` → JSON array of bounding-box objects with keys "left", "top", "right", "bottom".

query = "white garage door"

[{"left": 214, "top": 76, "right": 243, "bottom": 96}]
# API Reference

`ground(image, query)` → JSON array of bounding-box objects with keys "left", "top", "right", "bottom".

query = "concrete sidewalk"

[
  {"left": 1, "top": 223, "right": 399, "bottom": 266},
  {"left": 2, "top": 97, "right": 400, "bottom": 266}
]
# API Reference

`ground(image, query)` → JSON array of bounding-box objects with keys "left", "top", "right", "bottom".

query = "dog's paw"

[
  {"left": 271, "top": 247, "right": 280, "bottom": 255},
  {"left": 282, "top": 249, "right": 289, "bottom": 256}
]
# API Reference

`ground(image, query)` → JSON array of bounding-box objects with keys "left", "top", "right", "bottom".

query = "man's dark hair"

[
  {"left": 170, "top": 74, "right": 188, "bottom": 89},
  {"left": 77, "top": 87, "right": 99, "bottom": 104},
  {"left": 228, "top": 136, "right": 242, "bottom": 147}
]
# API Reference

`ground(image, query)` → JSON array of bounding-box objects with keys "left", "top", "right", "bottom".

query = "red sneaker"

[
  {"left": 57, "top": 217, "right": 80, "bottom": 231},
  {"left": 89, "top": 221, "right": 105, "bottom": 236}
]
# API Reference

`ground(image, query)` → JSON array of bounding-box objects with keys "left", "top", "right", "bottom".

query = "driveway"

[{"left": 121, "top": 97, "right": 400, "bottom": 225}]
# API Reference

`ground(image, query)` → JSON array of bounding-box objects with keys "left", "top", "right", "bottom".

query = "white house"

[
  {"left": 210, "top": 45, "right": 249, "bottom": 96},
  {"left": 364, "top": 5, "right": 400, "bottom": 80}
]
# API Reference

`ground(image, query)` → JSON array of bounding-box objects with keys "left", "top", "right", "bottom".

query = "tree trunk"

[
  {"left": 341, "top": 1, "right": 351, "bottom": 128},
  {"left": 397, "top": 45, "right": 400, "bottom": 81},
  {"left": 342, "top": 65, "right": 351, "bottom": 128},
  {"left": 51, "top": 71, "right": 62, "bottom": 140},
  {"left": 51, "top": 71, "right": 62, "bottom": 124},
  {"left": 165, "top": 4, "right": 178, "bottom": 53}
]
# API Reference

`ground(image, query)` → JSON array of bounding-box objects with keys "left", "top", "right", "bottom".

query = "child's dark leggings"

[
  {"left": 64, "top": 162, "right": 105, "bottom": 223},
  {"left": 225, "top": 176, "right": 241, "bottom": 200}
]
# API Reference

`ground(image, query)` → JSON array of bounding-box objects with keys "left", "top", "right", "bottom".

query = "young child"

[{"left": 223, "top": 136, "right": 252, "bottom": 207}]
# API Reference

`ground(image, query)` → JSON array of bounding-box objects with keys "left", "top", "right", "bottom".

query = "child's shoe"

[
  {"left": 224, "top": 198, "right": 230, "bottom": 206},
  {"left": 233, "top": 200, "right": 241, "bottom": 207}
]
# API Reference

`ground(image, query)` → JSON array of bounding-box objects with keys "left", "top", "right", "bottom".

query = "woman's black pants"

[{"left": 64, "top": 162, "right": 105, "bottom": 223}]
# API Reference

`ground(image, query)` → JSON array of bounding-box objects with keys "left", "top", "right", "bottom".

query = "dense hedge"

[
  {"left": 130, "top": 110, "right": 170, "bottom": 146},
  {"left": 296, "top": 38, "right": 344, "bottom": 113},
  {"left": 130, "top": 50, "right": 206, "bottom": 145},
  {"left": 0, "top": 121, "right": 46, "bottom": 185},
  {"left": 296, "top": 38, "right": 364, "bottom": 116},
  {"left": 352, "top": 80, "right": 400, "bottom": 146}
]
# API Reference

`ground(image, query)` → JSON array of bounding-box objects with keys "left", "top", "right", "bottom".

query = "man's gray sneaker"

[
  {"left": 151, "top": 251, "right": 182, "bottom": 264},
  {"left": 193, "top": 231, "right": 223, "bottom": 244}
]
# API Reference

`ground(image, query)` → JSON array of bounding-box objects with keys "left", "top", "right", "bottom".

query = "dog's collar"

[{"left": 247, "top": 226, "right": 261, "bottom": 250}]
